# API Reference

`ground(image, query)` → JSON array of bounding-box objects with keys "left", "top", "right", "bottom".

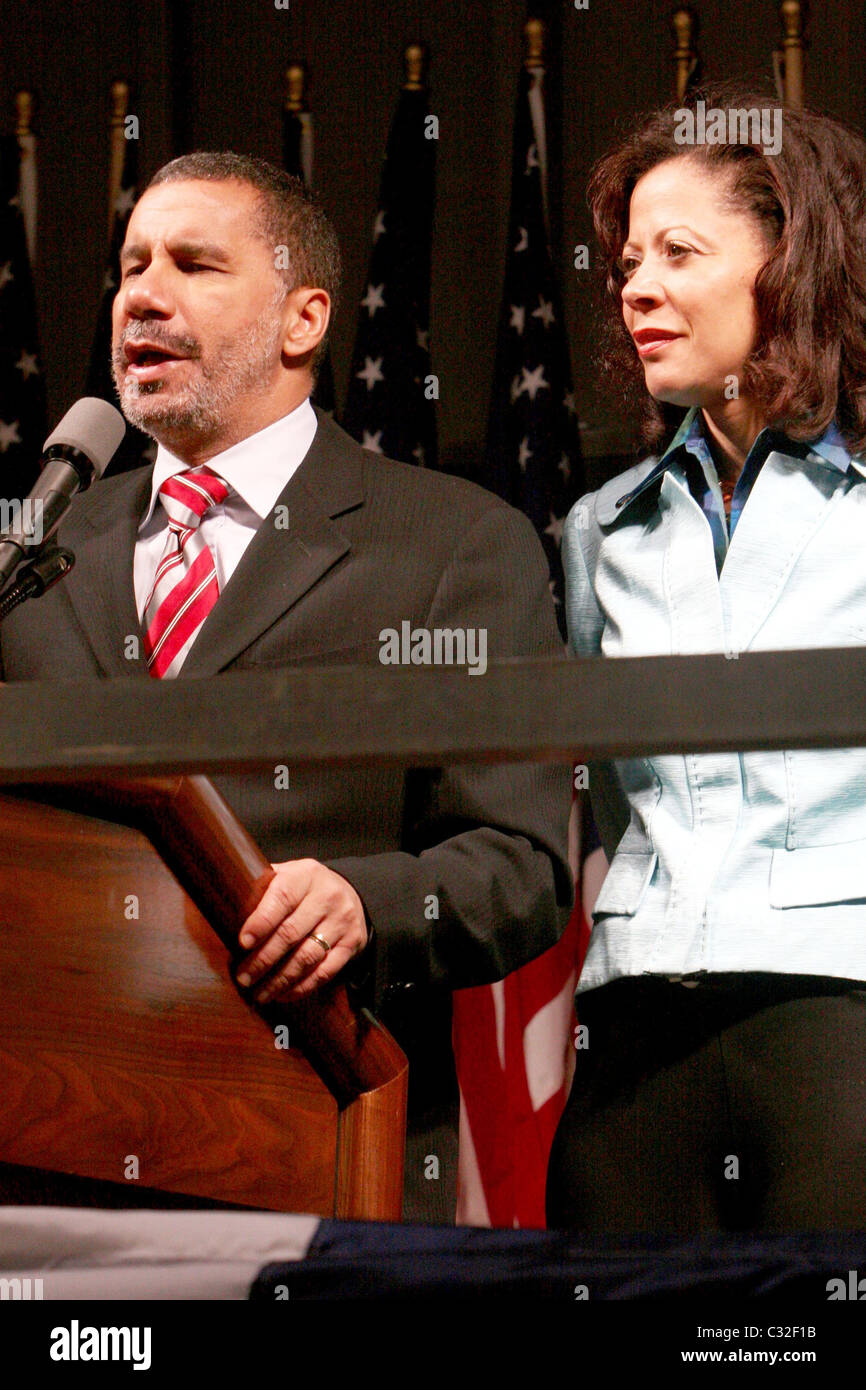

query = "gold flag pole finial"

[
  {"left": 15, "top": 90, "right": 34, "bottom": 138},
  {"left": 108, "top": 80, "right": 129, "bottom": 246},
  {"left": 284, "top": 61, "right": 308, "bottom": 113},
  {"left": 15, "top": 91, "right": 37, "bottom": 263},
  {"left": 110, "top": 78, "right": 128, "bottom": 126},
  {"left": 523, "top": 19, "right": 548, "bottom": 215},
  {"left": 778, "top": 0, "right": 806, "bottom": 109},
  {"left": 524, "top": 17, "right": 545, "bottom": 71},
  {"left": 403, "top": 42, "right": 429, "bottom": 91},
  {"left": 672, "top": 7, "right": 698, "bottom": 102}
]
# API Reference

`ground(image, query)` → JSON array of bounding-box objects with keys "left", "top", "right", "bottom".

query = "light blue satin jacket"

[{"left": 563, "top": 407, "right": 866, "bottom": 995}]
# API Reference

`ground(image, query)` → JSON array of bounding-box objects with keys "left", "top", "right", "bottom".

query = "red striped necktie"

[{"left": 142, "top": 467, "right": 230, "bottom": 678}]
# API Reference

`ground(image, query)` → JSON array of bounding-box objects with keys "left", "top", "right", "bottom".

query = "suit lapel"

[
  {"left": 64, "top": 468, "right": 152, "bottom": 677},
  {"left": 180, "top": 409, "right": 365, "bottom": 676}
]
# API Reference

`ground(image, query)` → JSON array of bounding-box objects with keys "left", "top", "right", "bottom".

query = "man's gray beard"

[{"left": 113, "top": 301, "right": 285, "bottom": 440}]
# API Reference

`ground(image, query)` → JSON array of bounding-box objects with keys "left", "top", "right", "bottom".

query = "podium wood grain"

[{"left": 0, "top": 781, "right": 407, "bottom": 1219}]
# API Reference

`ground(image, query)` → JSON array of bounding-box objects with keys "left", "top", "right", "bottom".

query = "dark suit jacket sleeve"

[{"left": 325, "top": 500, "right": 574, "bottom": 1011}]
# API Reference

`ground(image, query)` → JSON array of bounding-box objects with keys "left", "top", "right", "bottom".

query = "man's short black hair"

[{"left": 146, "top": 151, "right": 341, "bottom": 373}]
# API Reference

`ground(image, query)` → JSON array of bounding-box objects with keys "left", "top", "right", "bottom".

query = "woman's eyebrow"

[{"left": 622, "top": 224, "right": 701, "bottom": 251}]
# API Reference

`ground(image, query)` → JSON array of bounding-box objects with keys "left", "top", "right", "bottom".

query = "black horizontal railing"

[{"left": 0, "top": 646, "right": 863, "bottom": 780}]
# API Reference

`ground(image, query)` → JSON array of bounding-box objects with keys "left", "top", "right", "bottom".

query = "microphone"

[
  {"left": 0, "top": 546, "right": 76, "bottom": 624},
  {"left": 0, "top": 398, "right": 126, "bottom": 592}
]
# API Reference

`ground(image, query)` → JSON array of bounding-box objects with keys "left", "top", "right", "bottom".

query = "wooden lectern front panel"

[{"left": 0, "top": 794, "right": 338, "bottom": 1213}]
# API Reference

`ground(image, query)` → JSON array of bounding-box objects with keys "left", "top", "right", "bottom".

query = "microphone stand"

[{"left": 0, "top": 547, "right": 76, "bottom": 625}]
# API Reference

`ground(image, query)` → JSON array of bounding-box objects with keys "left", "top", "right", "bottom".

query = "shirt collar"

[
  {"left": 806, "top": 418, "right": 852, "bottom": 472},
  {"left": 139, "top": 397, "right": 318, "bottom": 528},
  {"left": 663, "top": 407, "right": 855, "bottom": 475},
  {"left": 614, "top": 407, "right": 858, "bottom": 515}
]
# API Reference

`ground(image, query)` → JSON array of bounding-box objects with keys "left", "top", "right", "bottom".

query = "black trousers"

[{"left": 546, "top": 973, "right": 866, "bottom": 1233}]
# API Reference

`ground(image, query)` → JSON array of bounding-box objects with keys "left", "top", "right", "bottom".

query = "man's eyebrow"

[
  {"left": 171, "top": 240, "right": 232, "bottom": 262},
  {"left": 119, "top": 239, "right": 232, "bottom": 265},
  {"left": 119, "top": 241, "right": 148, "bottom": 266}
]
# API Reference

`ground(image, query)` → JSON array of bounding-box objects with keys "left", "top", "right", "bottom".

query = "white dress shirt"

[{"left": 133, "top": 398, "right": 318, "bottom": 622}]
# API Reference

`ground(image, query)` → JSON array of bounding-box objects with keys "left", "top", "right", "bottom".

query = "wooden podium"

[{"left": 0, "top": 774, "right": 407, "bottom": 1220}]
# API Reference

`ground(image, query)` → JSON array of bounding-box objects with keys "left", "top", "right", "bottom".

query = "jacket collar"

[{"left": 596, "top": 407, "right": 866, "bottom": 526}]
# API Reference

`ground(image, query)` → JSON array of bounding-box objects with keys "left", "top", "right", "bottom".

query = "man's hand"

[{"left": 235, "top": 859, "right": 368, "bottom": 1003}]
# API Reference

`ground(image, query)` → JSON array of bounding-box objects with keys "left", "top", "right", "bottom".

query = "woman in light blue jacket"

[{"left": 547, "top": 85, "right": 866, "bottom": 1231}]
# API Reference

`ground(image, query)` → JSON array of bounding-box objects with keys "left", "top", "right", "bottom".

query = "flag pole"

[
  {"left": 14, "top": 90, "right": 37, "bottom": 268},
  {"left": 524, "top": 15, "right": 544, "bottom": 68},
  {"left": 86, "top": 80, "right": 151, "bottom": 472},
  {"left": 523, "top": 19, "right": 548, "bottom": 221},
  {"left": 283, "top": 60, "right": 307, "bottom": 112},
  {"left": 281, "top": 59, "right": 337, "bottom": 411},
  {"left": 283, "top": 61, "right": 313, "bottom": 190},
  {"left": 671, "top": 6, "right": 699, "bottom": 102},
  {"left": 403, "top": 41, "right": 427, "bottom": 91},
  {"left": 13, "top": 90, "right": 34, "bottom": 135},
  {"left": 777, "top": 0, "right": 806, "bottom": 109},
  {"left": 107, "top": 81, "right": 129, "bottom": 250}
]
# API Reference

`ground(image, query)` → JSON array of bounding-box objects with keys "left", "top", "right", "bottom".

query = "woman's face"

[{"left": 620, "top": 157, "right": 772, "bottom": 410}]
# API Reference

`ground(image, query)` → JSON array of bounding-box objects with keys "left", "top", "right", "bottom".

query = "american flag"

[
  {"left": 454, "top": 796, "right": 607, "bottom": 1226},
  {"left": 282, "top": 79, "right": 336, "bottom": 415},
  {"left": 85, "top": 125, "right": 153, "bottom": 474},
  {"left": 481, "top": 62, "right": 582, "bottom": 622},
  {"left": 340, "top": 69, "right": 437, "bottom": 468},
  {"left": 451, "top": 56, "right": 603, "bottom": 1228},
  {"left": 0, "top": 134, "right": 46, "bottom": 502}
]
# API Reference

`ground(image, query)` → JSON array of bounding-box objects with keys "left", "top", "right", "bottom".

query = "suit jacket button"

[{"left": 383, "top": 982, "right": 414, "bottom": 1001}]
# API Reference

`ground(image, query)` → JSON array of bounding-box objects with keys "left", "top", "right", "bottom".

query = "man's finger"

[
  {"left": 257, "top": 942, "right": 356, "bottom": 1004},
  {"left": 238, "top": 862, "right": 312, "bottom": 949},
  {"left": 235, "top": 898, "right": 325, "bottom": 987}
]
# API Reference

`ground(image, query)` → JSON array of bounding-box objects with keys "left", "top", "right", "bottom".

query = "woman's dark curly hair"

[{"left": 588, "top": 82, "right": 866, "bottom": 454}]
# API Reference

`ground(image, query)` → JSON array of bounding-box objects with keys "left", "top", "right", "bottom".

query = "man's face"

[{"left": 112, "top": 179, "right": 291, "bottom": 458}]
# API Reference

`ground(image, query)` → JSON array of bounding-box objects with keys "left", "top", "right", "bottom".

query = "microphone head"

[{"left": 42, "top": 397, "right": 128, "bottom": 478}]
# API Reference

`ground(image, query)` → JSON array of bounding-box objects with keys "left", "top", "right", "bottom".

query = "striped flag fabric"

[
  {"left": 341, "top": 54, "right": 437, "bottom": 469},
  {"left": 454, "top": 796, "right": 607, "bottom": 1226},
  {"left": 0, "top": 133, "right": 46, "bottom": 502},
  {"left": 451, "top": 48, "right": 598, "bottom": 1228}
]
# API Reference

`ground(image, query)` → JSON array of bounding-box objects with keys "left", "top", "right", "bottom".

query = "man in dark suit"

[{"left": 0, "top": 153, "right": 572, "bottom": 1217}]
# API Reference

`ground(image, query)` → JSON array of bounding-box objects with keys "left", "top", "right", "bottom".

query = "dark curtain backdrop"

[{"left": 2, "top": 0, "right": 865, "bottom": 490}]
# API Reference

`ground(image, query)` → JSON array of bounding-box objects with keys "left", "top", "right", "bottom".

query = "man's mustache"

[{"left": 115, "top": 325, "right": 203, "bottom": 361}]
